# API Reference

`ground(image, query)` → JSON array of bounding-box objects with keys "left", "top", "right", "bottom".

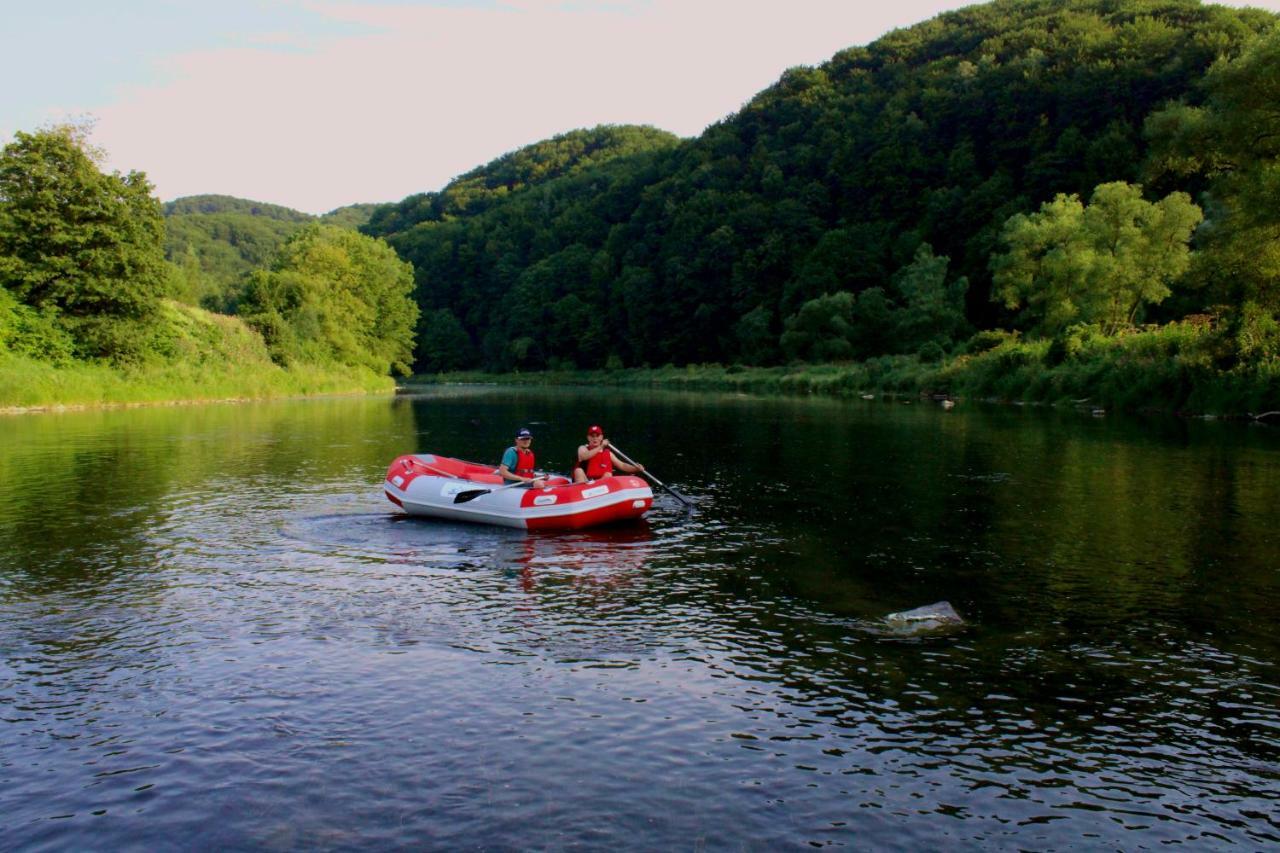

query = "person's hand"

[
  {"left": 635, "top": 464, "right": 644, "bottom": 473},
  {"left": 602, "top": 439, "right": 610, "bottom": 448},
  {"left": 531, "top": 477, "right": 547, "bottom": 488}
]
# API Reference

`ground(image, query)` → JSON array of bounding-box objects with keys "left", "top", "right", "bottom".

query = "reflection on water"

[{"left": 1, "top": 388, "right": 1278, "bottom": 849}]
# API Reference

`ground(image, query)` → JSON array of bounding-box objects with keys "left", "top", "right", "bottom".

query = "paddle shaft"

[
  {"left": 609, "top": 444, "right": 693, "bottom": 507},
  {"left": 455, "top": 472, "right": 548, "bottom": 503}
]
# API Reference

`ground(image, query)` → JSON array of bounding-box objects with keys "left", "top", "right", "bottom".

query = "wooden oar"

[{"left": 609, "top": 444, "right": 694, "bottom": 508}]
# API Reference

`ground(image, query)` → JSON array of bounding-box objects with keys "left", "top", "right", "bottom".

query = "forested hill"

[
  {"left": 163, "top": 195, "right": 378, "bottom": 311},
  {"left": 363, "top": 125, "right": 682, "bottom": 238},
  {"left": 163, "top": 195, "right": 314, "bottom": 221},
  {"left": 367, "top": 0, "right": 1279, "bottom": 373}
]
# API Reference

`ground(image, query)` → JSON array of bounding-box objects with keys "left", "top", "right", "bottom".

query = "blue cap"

[{"left": 516, "top": 428, "right": 532, "bottom": 438}]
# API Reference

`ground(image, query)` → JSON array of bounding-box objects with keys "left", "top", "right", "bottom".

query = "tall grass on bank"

[
  {"left": 1, "top": 301, "right": 393, "bottom": 410},
  {"left": 0, "top": 356, "right": 392, "bottom": 409},
  {"left": 413, "top": 322, "right": 1280, "bottom": 417}
]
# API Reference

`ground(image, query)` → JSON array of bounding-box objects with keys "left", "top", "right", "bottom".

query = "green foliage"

[
  {"left": 0, "top": 135, "right": 410, "bottom": 407},
  {"left": 1237, "top": 301, "right": 1280, "bottom": 362},
  {"left": 781, "top": 245, "right": 968, "bottom": 362},
  {"left": 362, "top": 125, "right": 681, "bottom": 238},
  {"left": 0, "top": 286, "right": 76, "bottom": 363},
  {"left": 163, "top": 194, "right": 312, "bottom": 222},
  {"left": 0, "top": 125, "right": 169, "bottom": 361},
  {"left": 0, "top": 300, "right": 393, "bottom": 409},
  {"left": 238, "top": 224, "right": 419, "bottom": 375},
  {"left": 891, "top": 244, "right": 970, "bottom": 351},
  {"left": 370, "top": 0, "right": 1271, "bottom": 372},
  {"left": 416, "top": 308, "right": 476, "bottom": 372},
  {"left": 781, "top": 291, "right": 857, "bottom": 362},
  {"left": 992, "top": 182, "right": 1201, "bottom": 335},
  {"left": 733, "top": 304, "right": 778, "bottom": 365},
  {"left": 320, "top": 203, "right": 380, "bottom": 230},
  {"left": 163, "top": 211, "right": 303, "bottom": 311},
  {"left": 162, "top": 195, "right": 375, "bottom": 312},
  {"left": 1147, "top": 29, "right": 1280, "bottom": 355}
]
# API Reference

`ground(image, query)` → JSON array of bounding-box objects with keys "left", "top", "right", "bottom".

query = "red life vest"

[
  {"left": 584, "top": 446, "right": 613, "bottom": 479},
  {"left": 512, "top": 446, "right": 535, "bottom": 477}
]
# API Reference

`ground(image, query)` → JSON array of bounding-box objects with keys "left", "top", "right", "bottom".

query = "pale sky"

[{"left": 3, "top": 0, "right": 1278, "bottom": 214}]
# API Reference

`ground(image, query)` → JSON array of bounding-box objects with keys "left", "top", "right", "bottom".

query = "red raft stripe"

[
  {"left": 524, "top": 496, "right": 652, "bottom": 530},
  {"left": 518, "top": 476, "right": 648, "bottom": 508}
]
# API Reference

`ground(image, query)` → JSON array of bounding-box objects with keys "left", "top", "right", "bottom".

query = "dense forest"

[{"left": 363, "top": 0, "right": 1279, "bottom": 396}]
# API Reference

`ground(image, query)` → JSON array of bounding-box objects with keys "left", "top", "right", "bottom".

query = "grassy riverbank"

[
  {"left": 0, "top": 301, "right": 393, "bottom": 412},
  {"left": 0, "top": 356, "right": 392, "bottom": 412},
  {"left": 414, "top": 322, "right": 1280, "bottom": 418}
]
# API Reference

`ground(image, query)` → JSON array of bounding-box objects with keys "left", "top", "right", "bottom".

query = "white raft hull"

[{"left": 384, "top": 454, "right": 653, "bottom": 530}]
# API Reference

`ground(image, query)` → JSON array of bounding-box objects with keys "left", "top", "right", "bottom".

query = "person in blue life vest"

[
  {"left": 499, "top": 427, "right": 547, "bottom": 488},
  {"left": 572, "top": 424, "right": 644, "bottom": 483}
]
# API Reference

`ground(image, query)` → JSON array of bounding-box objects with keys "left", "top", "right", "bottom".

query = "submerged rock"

[{"left": 881, "top": 601, "right": 966, "bottom": 637}]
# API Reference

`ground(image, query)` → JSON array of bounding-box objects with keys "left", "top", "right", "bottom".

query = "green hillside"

[
  {"left": 370, "top": 0, "right": 1279, "bottom": 403},
  {"left": 2, "top": 129, "right": 419, "bottom": 408},
  {"left": 162, "top": 194, "right": 314, "bottom": 221},
  {"left": 363, "top": 125, "right": 682, "bottom": 238},
  {"left": 163, "top": 196, "right": 380, "bottom": 311}
]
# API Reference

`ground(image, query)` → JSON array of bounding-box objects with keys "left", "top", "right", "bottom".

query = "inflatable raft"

[{"left": 383, "top": 454, "right": 654, "bottom": 530}]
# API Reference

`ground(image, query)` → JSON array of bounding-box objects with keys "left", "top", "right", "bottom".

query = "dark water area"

[{"left": 2, "top": 386, "right": 1278, "bottom": 850}]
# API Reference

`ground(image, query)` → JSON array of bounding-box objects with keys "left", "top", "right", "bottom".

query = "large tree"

[
  {"left": 991, "top": 182, "right": 1202, "bottom": 335},
  {"left": 0, "top": 125, "right": 167, "bottom": 359},
  {"left": 238, "top": 224, "right": 418, "bottom": 375}
]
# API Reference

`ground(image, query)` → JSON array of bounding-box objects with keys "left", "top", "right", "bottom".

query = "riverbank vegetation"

[
  {"left": 6, "top": 0, "right": 1280, "bottom": 415},
  {"left": 369, "top": 0, "right": 1280, "bottom": 414},
  {"left": 0, "top": 126, "right": 416, "bottom": 410},
  {"left": 415, "top": 314, "right": 1279, "bottom": 417}
]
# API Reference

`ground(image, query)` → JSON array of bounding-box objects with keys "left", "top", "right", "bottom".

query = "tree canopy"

[
  {"left": 991, "top": 182, "right": 1202, "bottom": 335},
  {"left": 163, "top": 195, "right": 374, "bottom": 312},
  {"left": 237, "top": 224, "right": 419, "bottom": 375},
  {"left": 0, "top": 125, "right": 168, "bottom": 360},
  {"left": 364, "top": 0, "right": 1276, "bottom": 372}
]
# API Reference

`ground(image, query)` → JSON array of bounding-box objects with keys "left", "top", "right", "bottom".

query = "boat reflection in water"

[{"left": 498, "top": 522, "right": 656, "bottom": 594}]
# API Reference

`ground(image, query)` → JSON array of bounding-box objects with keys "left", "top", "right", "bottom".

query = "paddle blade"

[{"left": 452, "top": 489, "right": 490, "bottom": 504}]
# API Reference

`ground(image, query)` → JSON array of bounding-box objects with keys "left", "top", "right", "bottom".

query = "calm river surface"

[{"left": 2, "top": 386, "right": 1278, "bottom": 850}]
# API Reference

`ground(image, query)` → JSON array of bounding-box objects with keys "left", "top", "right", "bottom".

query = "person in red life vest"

[
  {"left": 499, "top": 427, "right": 547, "bottom": 488},
  {"left": 572, "top": 424, "right": 644, "bottom": 483}
]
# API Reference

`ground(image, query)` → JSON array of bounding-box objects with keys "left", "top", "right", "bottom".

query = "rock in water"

[{"left": 882, "top": 601, "right": 965, "bottom": 636}]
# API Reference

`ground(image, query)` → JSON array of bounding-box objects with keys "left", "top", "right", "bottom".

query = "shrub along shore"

[{"left": 412, "top": 322, "right": 1280, "bottom": 420}]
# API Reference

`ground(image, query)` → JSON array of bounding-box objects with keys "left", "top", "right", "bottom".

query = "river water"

[{"left": 1, "top": 386, "right": 1278, "bottom": 850}]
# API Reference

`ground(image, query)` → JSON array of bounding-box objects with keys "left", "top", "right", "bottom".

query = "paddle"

[
  {"left": 453, "top": 473, "right": 546, "bottom": 504},
  {"left": 609, "top": 444, "right": 694, "bottom": 508}
]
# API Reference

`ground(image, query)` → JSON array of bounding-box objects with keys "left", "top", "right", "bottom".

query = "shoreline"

[{"left": 405, "top": 357, "right": 1280, "bottom": 423}]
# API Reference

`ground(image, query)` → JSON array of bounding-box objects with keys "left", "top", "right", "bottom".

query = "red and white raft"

[{"left": 383, "top": 454, "right": 654, "bottom": 530}]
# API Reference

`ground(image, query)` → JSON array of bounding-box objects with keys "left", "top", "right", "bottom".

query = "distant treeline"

[{"left": 360, "top": 0, "right": 1279, "bottom": 390}]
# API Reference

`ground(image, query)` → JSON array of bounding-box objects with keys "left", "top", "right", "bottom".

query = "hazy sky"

[{"left": 4, "top": 0, "right": 1278, "bottom": 213}]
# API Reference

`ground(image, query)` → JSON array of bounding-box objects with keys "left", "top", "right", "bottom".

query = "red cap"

[{"left": 587, "top": 424, "right": 603, "bottom": 435}]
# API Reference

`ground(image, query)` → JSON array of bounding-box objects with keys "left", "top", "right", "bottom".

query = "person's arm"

[{"left": 615, "top": 457, "right": 645, "bottom": 474}]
